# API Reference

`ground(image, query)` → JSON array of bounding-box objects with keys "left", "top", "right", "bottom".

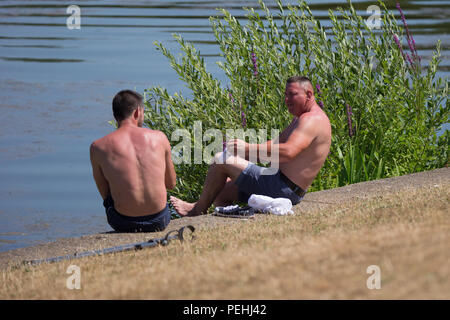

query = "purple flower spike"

[
  {"left": 396, "top": 3, "right": 408, "bottom": 30},
  {"left": 239, "top": 103, "right": 247, "bottom": 128},
  {"left": 228, "top": 91, "right": 234, "bottom": 104},
  {"left": 347, "top": 103, "right": 353, "bottom": 116},
  {"left": 241, "top": 111, "right": 247, "bottom": 128},
  {"left": 396, "top": 3, "right": 419, "bottom": 60},
  {"left": 393, "top": 34, "right": 402, "bottom": 52},
  {"left": 406, "top": 53, "right": 414, "bottom": 67},
  {"left": 411, "top": 36, "right": 416, "bottom": 53},
  {"left": 316, "top": 83, "right": 324, "bottom": 108},
  {"left": 407, "top": 37, "right": 416, "bottom": 59},
  {"left": 318, "top": 100, "right": 324, "bottom": 109},
  {"left": 316, "top": 83, "right": 322, "bottom": 95},
  {"left": 251, "top": 51, "right": 258, "bottom": 77},
  {"left": 346, "top": 103, "right": 354, "bottom": 138},
  {"left": 228, "top": 88, "right": 236, "bottom": 112}
]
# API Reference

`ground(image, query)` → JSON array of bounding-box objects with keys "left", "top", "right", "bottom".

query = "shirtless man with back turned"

[
  {"left": 171, "top": 76, "right": 331, "bottom": 216},
  {"left": 90, "top": 90, "right": 176, "bottom": 232}
]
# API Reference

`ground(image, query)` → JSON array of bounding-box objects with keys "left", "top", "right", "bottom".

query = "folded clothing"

[{"left": 248, "top": 194, "right": 294, "bottom": 215}]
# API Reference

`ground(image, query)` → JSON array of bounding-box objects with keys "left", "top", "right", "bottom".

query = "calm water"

[{"left": 0, "top": 0, "right": 448, "bottom": 252}]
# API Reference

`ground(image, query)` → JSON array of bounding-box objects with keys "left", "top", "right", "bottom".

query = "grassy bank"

[{"left": 1, "top": 183, "right": 448, "bottom": 299}]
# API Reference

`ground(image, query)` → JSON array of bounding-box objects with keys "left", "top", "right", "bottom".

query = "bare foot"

[{"left": 170, "top": 196, "right": 199, "bottom": 217}]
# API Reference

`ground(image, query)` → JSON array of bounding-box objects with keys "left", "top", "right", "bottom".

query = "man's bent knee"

[{"left": 213, "top": 151, "right": 226, "bottom": 164}]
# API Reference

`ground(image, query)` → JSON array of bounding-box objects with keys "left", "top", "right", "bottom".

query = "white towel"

[{"left": 248, "top": 194, "right": 294, "bottom": 215}]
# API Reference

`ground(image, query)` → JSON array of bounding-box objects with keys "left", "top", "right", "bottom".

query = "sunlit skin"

[
  {"left": 90, "top": 105, "right": 176, "bottom": 217},
  {"left": 171, "top": 79, "right": 332, "bottom": 217}
]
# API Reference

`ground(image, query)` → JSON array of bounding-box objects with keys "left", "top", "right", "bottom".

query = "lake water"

[{"left": 0, "top": 0, "right": 448, "bottom": 252}]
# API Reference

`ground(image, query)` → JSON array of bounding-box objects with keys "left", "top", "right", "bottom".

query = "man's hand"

[{"left": 225, "top": 139, "right": 247, "bottom": 159}]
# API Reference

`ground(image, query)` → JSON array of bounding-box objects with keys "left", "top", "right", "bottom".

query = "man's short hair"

[
  {"left": 286, "top": 76, "right": 314, "bottom": 92},
  {"left": 112, "top": 90, "right": 143, "bottom": 122}
]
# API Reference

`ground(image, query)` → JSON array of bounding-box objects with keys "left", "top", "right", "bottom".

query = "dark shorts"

[
  {"left": 103, "top": 195, "right": 171, "bottom": 233},
  {"left": 234, "top": 163, "right": 306, "bottom": 205}
]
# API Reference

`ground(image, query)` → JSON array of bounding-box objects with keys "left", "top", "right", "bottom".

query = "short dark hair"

[
  {"left": 286, "top": 75, "right": 314, "bottom": 94},
  {"left": 286, "top": 75, "right": 312, "bottom": 86},
  {"left": 112, "top": 90, "right": 143, "bottom": 122}
]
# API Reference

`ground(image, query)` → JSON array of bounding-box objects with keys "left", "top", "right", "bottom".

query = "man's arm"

[
  {"left": 226, "top": 139, "right": 271, "bottom": 162},
  {"left": 162, "top": 133, "right": 176, "bottom": 190},
  {"left": 237, "top": 115, "right": 316, "bottom": 163},
  {"left": 271, "top": 115, "right": 317, "bottom": 162},
  {"left": 90, "top": 143, "right": 110, "bottom": 199}
]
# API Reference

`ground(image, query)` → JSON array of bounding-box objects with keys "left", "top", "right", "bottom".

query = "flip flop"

[{"left": 213, "top": 205, "right": 255, "bottom": 219}]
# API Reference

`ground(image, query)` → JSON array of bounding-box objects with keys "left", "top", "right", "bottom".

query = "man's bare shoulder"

[
  {"left": 315, "top": 108, "right": 331, "bottom": 131},
  {"left": 90, "top": 135, "right": 107, "bottom": 152},
  {"left": 294, "top": 107, "right": 331, "bottom": 144},
  {"left": 90, "top": 136, "right": 107, "bottom": 162},
  {"left": 138, "top": 128, "right": 171, "bottom": 150},
  {"left": 90, "top": 131, "right": 116, "bottom": 151},
  {"left": 298, "top": 107, "right": 328, "bottom": 124},
  {"left": 141, "top": 128, "right": 169, "bottom": 141}
]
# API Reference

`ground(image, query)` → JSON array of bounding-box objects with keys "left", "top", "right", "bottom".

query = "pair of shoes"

[{"left": 213, "top": 205, "right": 255, "bottom": 219}]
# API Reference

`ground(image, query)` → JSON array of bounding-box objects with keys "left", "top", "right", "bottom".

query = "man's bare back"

[
  {"left": 91, "top": 125, "right": 174, "bottom": 216},
  {"left": 90, "top": 90, "right": 176, "bottom": 221}
]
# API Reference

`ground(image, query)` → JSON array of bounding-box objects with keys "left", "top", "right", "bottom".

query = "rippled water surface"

[{"left": 0, "top": 0, "right": 448, "bottom": 252}]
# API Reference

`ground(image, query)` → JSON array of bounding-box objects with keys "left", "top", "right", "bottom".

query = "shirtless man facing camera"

[{"left": 171, "top": 76, "right": 332, "bottom": 216}]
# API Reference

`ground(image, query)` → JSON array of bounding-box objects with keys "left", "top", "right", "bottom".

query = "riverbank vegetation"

[{"left": 144, "top": 0, "right": 448, "bottom": 202}]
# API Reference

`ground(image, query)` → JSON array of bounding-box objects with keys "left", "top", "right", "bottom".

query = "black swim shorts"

[
  {"left": 103, "top": 195, "right": 171, "bottom": 233},
  {"left": 234, "top": 163, "right": 307, "bottom": 205}
]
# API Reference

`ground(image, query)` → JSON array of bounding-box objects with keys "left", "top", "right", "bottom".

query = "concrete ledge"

[{"left": 1, "top": 167, "right": 448, "bottom": 270}]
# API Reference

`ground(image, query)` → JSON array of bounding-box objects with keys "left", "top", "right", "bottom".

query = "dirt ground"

[{"left": 0, "top": 167, "right": 448, "bottom": 271}]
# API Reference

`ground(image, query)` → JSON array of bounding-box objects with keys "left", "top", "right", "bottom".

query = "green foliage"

[{"left": 144, "top": 0, "right": 449, "bottom": 201}]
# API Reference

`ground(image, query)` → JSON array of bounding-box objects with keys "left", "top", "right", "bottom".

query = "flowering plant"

[{"left": 144, "top": 0, "right": 448, "bottom": 200}]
